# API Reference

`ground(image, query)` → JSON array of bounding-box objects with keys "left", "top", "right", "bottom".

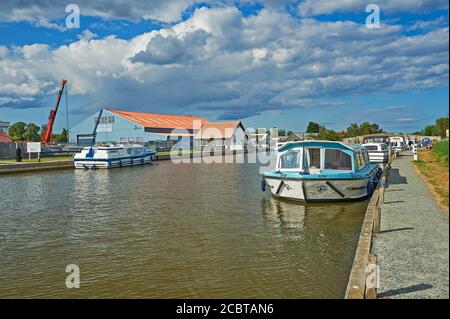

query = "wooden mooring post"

[
  {"left": 345, "top": 181, "right": 385, "bottom": 298},
  {"left": 344, "top": 154, "right": 394, "bottom": 299}
]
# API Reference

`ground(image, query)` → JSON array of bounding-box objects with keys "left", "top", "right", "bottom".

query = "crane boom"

[{"left": 41, "top": 79, "right": 67, "bottom": 144}]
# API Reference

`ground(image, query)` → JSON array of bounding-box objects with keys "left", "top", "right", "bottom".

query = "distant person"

[{"left": 16, "top": 146, "right": 22, "bottom": 162}]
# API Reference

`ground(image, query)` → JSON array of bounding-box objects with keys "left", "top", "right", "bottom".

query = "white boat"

[
  {"left": 362, "top": 142, "right": 389, "bottom": 163},
  {"left": 261, "top": 141, "right": 382, "bottom": 202},
  {"left": 73, "top": 144, "right": 156, "bottom": 169},
  {"left": 389, "top": 136, "right": 406, "bottom": 154}
]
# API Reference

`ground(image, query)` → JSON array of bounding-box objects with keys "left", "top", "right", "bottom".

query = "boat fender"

[
  {"left": 367, "top": 181, "right": 374, "bottom": 196},
  {"left": 375, "top": 167, "right": 383, "bottom": 180},
  {"left": 261, "top": 179, "right": 266, "bottom": 192}
]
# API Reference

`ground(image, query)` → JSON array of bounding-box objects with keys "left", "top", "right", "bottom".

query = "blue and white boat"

[
  {"left": 261, "top": 141, "right": 382, "bottom": 202},
  {"left": 73, "top": 144, "right": 156, "bottom": 169}
]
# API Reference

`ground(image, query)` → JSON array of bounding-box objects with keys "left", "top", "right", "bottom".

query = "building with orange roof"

[
  {"left": 194, "top": 121, "right": 247, "bottom": 151},
  {"left": 69, "top": 108, "right": 208, "bottom": 150},
  {"left": 0, "top": 131, "right": 13, "bottom": 143}
]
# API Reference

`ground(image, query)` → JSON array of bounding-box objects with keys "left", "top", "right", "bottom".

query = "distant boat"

[
  {"left": 261, "top": 141, "right": 382, "bottom": 202},
  {"left": 362, "top": 142, "right": 390, "bottom": 163},
  {"left": 73, "top": 144, "right": 156, "bottom": 169}
]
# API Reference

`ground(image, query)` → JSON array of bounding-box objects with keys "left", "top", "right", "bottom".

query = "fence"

[{"left": 0, "top": 142, "right": 16, "bottom": 159}]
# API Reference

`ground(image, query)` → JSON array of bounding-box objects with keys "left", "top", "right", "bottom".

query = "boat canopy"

[
  {"left": 275, "top": 141, "right": 370, "bottom": 173},
  {"left": 278, "top": 141, "right": 364, "bottom": 153}
]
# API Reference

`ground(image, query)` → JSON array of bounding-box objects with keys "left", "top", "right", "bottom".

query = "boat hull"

[
  {"left": 74, "top": 154, "right": 152, "bottom": 169},
  {"left": 264, "top": 177, "right": 373, "bottom": 202},
  {"left": 367, "top": 151, "right": 389, "bottom": 163}
]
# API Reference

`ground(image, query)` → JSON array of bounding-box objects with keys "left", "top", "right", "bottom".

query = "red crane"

[{"left": 41, "top": 79, "right": 67, "bottom": 144}]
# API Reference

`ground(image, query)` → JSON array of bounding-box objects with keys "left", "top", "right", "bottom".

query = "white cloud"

[
  {"left": 77, "top": 29, "right": 97, "bottom": 41},
  {"left": 298, "top": 0, "right": 449, "bottom": 17},
  {"left": 0, "top": 0, "right": 197, "bottom": 24},
  {"left": 0, "top": 7, "right": 448, "bottom": 120}
]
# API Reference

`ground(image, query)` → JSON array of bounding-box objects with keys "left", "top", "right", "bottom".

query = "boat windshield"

[
  {"left": 127, "top": 147, "right": 143, "bottom": 155},
  {"left": 278, "top": 149, "right": 301, "bottom": 170},
  {"left": 363, "top": 137, "right": 388, "bottom": 143}
]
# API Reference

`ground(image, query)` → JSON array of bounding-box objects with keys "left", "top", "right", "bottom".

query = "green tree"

[
  {"left": 423, "top": 124, "right": 440, "bottom": 136},
  {"left": 53, "top": 128, "right": 69, "bottom": 143},
  {"left": 317, "top": 125, "right": 342, "bottom": 141},
  {"left": 278, "top": 129, "right": 286, "bottom": 136},
  {"left": 346, "top": 122, "right": 382, "bottom": 137},
  {"left": 8, "top": 122, "right": 27, "bottom": 141},
  {"left": 346, "top": 123, "right": 360, "bottom": 137},
  {"left": 359, "top": 122, "right": 373, "bottom": 135},
  {"left": 423, "top": 125, "right": 434, "bottom": 136},
  {"left": 23, "top": 123, "right": 41, "bottom": 141},
  {"left": 435, "top": 117, "right": 449, "bottom": 138},
  {"left": 306, "top": 122, "right": 320, "bottom": 133}
]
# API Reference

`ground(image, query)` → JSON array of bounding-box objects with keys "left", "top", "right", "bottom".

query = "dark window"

[{"left": 307, "top": 148, "right": 321, "bottom": 169}]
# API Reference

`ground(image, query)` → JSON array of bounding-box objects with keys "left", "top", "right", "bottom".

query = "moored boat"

[
  {"left": 261, "top": 141, "right": 382, "bottom": 202},
  {"left": 73, "top": 144, "right": 156, "bottom": 169},
  {"left": 362, "top": 142, "right": 389, "bottom": 163}
]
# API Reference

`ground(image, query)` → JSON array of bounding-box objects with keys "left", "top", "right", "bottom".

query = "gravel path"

[{"left": 373, "top": 152, "right": 449, "bottom": 298}]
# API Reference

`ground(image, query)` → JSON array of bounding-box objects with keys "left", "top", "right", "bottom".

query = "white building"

[
  {"left": 194, "top": 121, "right": 247, "bottom": 151},
  {"left": 0, "top": 120, "right": 10, "bottom": 134}
]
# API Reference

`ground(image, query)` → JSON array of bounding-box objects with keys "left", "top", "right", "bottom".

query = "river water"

[{"left": 0, "top": 157, "right": 367, "bottom": 298}]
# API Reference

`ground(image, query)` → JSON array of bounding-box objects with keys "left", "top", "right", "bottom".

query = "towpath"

[{"left": 373, "top": 151, "right": 449, "bottom": 298}]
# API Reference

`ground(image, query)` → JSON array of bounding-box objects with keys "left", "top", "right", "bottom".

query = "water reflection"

[
  {"left": 0, "top": 161, "right": 367, "bottom": 298},
  {"left": 261, "top": 197, "right": 368, "bottom": 232}
]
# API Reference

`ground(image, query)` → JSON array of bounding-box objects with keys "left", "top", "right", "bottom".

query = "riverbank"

[
  {"left": 0, "top": 160, "right": 74, "bottom": 175},
  {"left": 413, "top": 140, "right": 449, "bottom": 210},
  {"left": 0, "top": 156, "right": 74, "bottom": 164},
  {"left": 373, "top": 152, "right": 449, "bottom": 298}
]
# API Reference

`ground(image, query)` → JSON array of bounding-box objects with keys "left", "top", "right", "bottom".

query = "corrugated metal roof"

[
  {"left": 108, "top": 109, "right": 207, "bottom": 130},
  {"left": 194, "top": 121, "right": 242, "bottom": 139}
]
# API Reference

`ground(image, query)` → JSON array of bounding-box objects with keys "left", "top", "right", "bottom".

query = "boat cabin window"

[
  {"left": 364, "top": 145, "right": 378, "bottom": 151},
  {"left": 306, "top": 148, "right": 321, "bottom": 170},
  {"left": 356, "top": 150, "right": 369, "bottom": 169},
  {"left": 324, "top": 149, "right": 352, "bottom": 170},
  {"left": 363, "top": 150, "right": 370, "bottom": 163},
  {"left": 278, "top": 150, "right": 301, "bottom": 169}
]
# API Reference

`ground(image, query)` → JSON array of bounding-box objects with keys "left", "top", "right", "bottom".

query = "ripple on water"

[{"left": 0, "top": 161, "right": 367, "bottom": 298}]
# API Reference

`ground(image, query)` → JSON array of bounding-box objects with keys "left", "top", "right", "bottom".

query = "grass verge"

[
  {"left": 413, "top": 140, "right": 449, "bottom": 210},
  {"left": 0, "top": 156, "right": 74, "bottom": 164}
]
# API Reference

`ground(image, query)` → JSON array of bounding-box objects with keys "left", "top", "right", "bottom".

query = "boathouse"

[
  {"left": 193, "top": 121, "right": 247, "bottom": 151},
  {"left": 69, "top": 109, "right": 207, "bottom": 150}
]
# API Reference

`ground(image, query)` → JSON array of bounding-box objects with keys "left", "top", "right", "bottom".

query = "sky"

[{"left": 0, "top": 0, "right": 448, "bottom": 134}]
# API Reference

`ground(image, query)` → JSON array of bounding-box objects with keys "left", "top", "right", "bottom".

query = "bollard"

[{"left": 379, "top": 183, "right": 385, "bottom": 204}]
